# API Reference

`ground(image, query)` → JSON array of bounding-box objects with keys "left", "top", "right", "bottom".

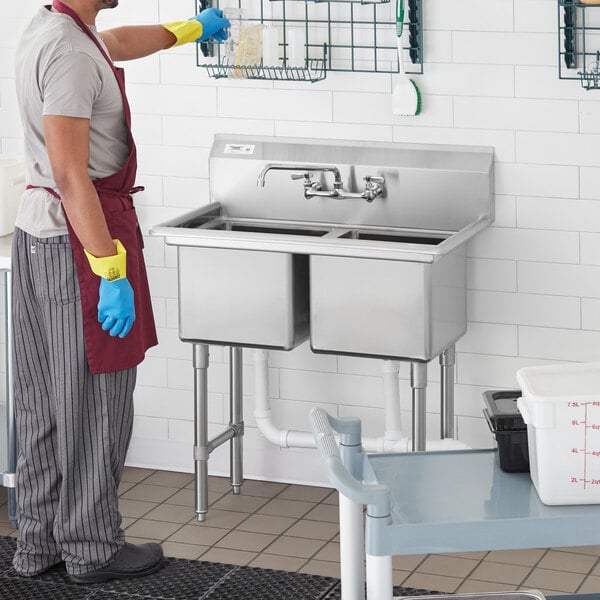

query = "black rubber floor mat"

[
  {"left": 3, "top": 562, "right": 103, "bottom": 591},
  {"left": 207, "top": 565, "right": 338, "bottom": 600},
  {"left": 0, "top": 577, "right": 93, "bottom": 600},
  {"left": 101, "top": 557, "right": 235, "bottom": 599},
  {"left": 0, "top": 536, "right": 18, "bottom": 572},
  {"left": 0, "top": 536, "right": 439, "bottom": 600}
]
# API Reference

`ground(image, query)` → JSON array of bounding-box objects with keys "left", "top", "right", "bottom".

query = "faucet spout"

[
  {"left": 257, "top": 163, "right": 342, "bottom": 188},
  {"left": 257, "top": 163, "right": 384, "bottom": 202}
]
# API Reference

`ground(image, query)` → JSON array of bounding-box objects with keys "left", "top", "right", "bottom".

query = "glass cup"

[{"left": 222, "top": 7, "right": 246, "bottom": 60}]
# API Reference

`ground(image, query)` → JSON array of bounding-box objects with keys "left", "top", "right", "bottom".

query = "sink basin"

[
  {"left": 177, "top": 246, "right": 309, "bottom": 349},
  {"left": 150, "top": 134, "right": 494, "bottom": 357},
  {"left": 338, "top": 230, "right": 447, "bottom": 245},
  {"left": 310, "top": 248, "right": 465, "bottom": 361},
  {"left": 213, "top": 223, "right": 327, "bottom": 237}
]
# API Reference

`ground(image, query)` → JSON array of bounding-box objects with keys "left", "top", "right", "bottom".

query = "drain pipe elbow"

[
  {"left": 252, "top": 348, "right": 293, "bottom": 448},
  {"left": 254, "top": 411, "right": 290, "bottom": 448}
]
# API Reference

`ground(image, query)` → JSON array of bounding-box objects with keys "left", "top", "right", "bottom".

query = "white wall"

[{"left": 3, "top": 0, "right": 600, "bottom": 485}]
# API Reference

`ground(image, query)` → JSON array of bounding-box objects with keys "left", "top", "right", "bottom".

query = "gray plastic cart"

[{"left": 309, "top": 408, "right": 600, "bottom": 600}]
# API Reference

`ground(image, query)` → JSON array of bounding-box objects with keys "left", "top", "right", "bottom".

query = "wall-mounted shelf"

[
  {"left": 195, "top": 0, "right": 422, "bottom": 82},
  {"left": 558, "top": 0, "right": 600, "bottom": 90},
  {"left": 203, "top": 56, "right": 327, "bottom": 81}
]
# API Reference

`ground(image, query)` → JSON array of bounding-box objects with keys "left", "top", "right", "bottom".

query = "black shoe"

[{"left": 69, "top": 543, "right": 164, "bottom": 584}]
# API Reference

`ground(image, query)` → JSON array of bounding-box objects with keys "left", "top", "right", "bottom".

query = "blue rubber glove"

[
  {"left": 190, "top": 8, "right": 230, "bottom": 42},
  {"left": 98, "top": 278, "right": 136, "bottom": 339}
]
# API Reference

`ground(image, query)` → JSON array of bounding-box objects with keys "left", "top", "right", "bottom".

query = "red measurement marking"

[
  {"left": 569, "top": 402, "right": 581, "bottom": 407},
  {"left": 573, "top": 420, "right": 580, "bottom": 426},
  {"left": 584, "top": 404, "right": 589, "bottom": 490},
  {"left": 591, "top": 424, "right": 600, "bottom": 431}
]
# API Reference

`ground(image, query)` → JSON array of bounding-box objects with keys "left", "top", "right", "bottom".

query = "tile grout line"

[
  {"left": 195, "top": 480, "right": 304, "bottom": 565},
  {"left": 516, "top": 547, "right": 549, "bottom": 591},
  {"left": 451, "top": 552, "right": 489, "bottom": 593},
  {"left": 248, "top": 486, "right": 337, "bottom": 571},
  {"left": 574, "top": 552, "right": 600, "bottom": 593},
  {"left": 246, "top": 486, "right": 339, "bottom": 571}
]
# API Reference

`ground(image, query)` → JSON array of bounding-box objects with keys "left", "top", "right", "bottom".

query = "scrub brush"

[{"left": 392, "top": 0, "right": 421, "bottom": 116}]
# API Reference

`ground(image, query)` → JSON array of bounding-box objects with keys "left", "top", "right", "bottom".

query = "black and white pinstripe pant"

[{"left": 11, "top": 228, "right": 136, "bottom": 576}]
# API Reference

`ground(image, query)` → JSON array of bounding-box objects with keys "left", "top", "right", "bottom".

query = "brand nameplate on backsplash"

[{"left": 224, "top": 144, "right": 255, "bottom": 155}]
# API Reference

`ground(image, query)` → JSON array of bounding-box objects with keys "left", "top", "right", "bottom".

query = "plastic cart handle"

[{"left": 309, "top": 408, "right": 391, "bottom": 517}]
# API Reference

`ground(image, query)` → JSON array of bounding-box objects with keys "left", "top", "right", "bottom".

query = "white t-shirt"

[{"left": 15, "top": 6, "right": 129, "bottom": 237}]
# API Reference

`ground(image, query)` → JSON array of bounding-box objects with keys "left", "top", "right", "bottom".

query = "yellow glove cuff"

[
  {"left": 84, "top": 239, "right": 127, "bottom": 281},
  {"left": 163, "top": 21, "right": 203, "bottom": 46}
]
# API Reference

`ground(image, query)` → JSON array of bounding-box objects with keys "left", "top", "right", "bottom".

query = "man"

[{"left": 13, "top": 0, "right": 228, "bottom": 583}]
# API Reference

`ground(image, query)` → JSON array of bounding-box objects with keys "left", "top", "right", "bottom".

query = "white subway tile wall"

[{"left": 3, "top": 0, "right": 600, "bottom": 482}]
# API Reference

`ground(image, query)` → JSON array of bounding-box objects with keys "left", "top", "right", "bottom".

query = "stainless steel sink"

[
  {"left": 150, "top": 134, "right": 494, "bottom": 357},
  {"left": 150, "top": 135, "right": 495, "bottom": 518}
]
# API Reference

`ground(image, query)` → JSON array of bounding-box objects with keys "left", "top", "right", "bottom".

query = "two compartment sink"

[{"left": 150, "top": 134, "right": 494, "bottom": 362}]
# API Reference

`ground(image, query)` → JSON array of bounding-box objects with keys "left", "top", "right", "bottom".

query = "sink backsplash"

[{"left": 209, "top": 135, "right": 494, "bottom": 233}]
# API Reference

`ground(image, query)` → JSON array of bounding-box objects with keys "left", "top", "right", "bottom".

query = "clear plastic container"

[{"left": 223, "top": 7, "right": 246, "bottom": 61}]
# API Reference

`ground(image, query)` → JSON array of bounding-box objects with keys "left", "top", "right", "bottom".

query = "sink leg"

[
  {"left": 230, "top": 347, "right": 244, "bottom": 495},
  {"left": 440, "top": 344, "right": 456, "bottom": 439},
  {"left": 411, "top": 362, "right": 427, "bottom": 451},
  {"left": 193, "top": 344, "right": 210, "bottom": 522}
]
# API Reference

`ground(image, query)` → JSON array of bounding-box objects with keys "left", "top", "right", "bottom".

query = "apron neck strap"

[
  {"left": 51, "top": 0, "right": 114, "bottom": 68},
  {"left": 51, "top": 0, "right": 136, "bottom": 174}
]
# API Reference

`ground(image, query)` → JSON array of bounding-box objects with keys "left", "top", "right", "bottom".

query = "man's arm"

[
  {"left": 99, "top": 25, "right": 176, "bottom": 62},
  {"left": 99, "top": 9, "right": 230, "bottom": 62},
  {"left": 43, "top": 115, "right": 116, "bottom": 258}
]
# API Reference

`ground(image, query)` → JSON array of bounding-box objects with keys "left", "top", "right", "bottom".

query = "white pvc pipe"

[
  {"left": 382, "top": 360, "right": 402, "bottom": 442},
  {"left": 252, "top": 349, "right": 468, "bottom": 453},
  {"left": 253, "top": 349, "right": 289, "bottom": 448},
  {"left": 339, "top": 494, "right": 366, "bottom": 600}
]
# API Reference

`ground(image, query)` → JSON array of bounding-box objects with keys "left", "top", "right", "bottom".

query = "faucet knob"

[
  {"left": 361, "top": 175, "right": 385, "bottom": 202},
  {"left": 291, "top": 172, "right": 322, "bottom": 193},
  {"left": 363, "top": 176, "right": 385, "bottom": 185}
]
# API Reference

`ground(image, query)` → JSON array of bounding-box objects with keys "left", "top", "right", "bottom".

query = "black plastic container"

[{"left": 483, "top": 390, "right": 530, "bottom": 473}]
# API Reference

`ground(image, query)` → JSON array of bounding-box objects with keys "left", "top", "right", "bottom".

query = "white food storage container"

[{"left": 517, "top": 362, "right": 600, "bottom": 505}]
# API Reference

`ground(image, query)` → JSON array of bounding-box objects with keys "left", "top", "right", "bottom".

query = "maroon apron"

[{"left": 27, "top": 0, "right": 158, "bottom": 374}]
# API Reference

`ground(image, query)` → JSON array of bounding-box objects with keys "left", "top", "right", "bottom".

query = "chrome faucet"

[
  {"left": 257, "top": 163, "right": 342, "bottom": 192},
  {"left": 257, "top": 163, "right": 384, "bottom": 202}
]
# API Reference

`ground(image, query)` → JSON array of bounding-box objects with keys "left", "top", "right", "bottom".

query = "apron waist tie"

[{"left": 26, "top": 184, "right": 145, "bottom": 198}]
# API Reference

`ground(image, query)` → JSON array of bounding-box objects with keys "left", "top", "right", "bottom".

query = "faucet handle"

[
  {"left": 363, "top": 175, "right": 385, "bottom": 185},
  {"left": 291, "top": 172, "right": 323, "bottom": 193},
  {"left": 361, "top": 175, "right": 385, "bottom": 202}
]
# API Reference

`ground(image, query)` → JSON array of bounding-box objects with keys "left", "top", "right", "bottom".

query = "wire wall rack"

[
  {"left": 195, "top": 0, "right": 422, "bottom": 82},
  {"left": 558, "top": 0, "right": 600, "bottom": 90}
]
